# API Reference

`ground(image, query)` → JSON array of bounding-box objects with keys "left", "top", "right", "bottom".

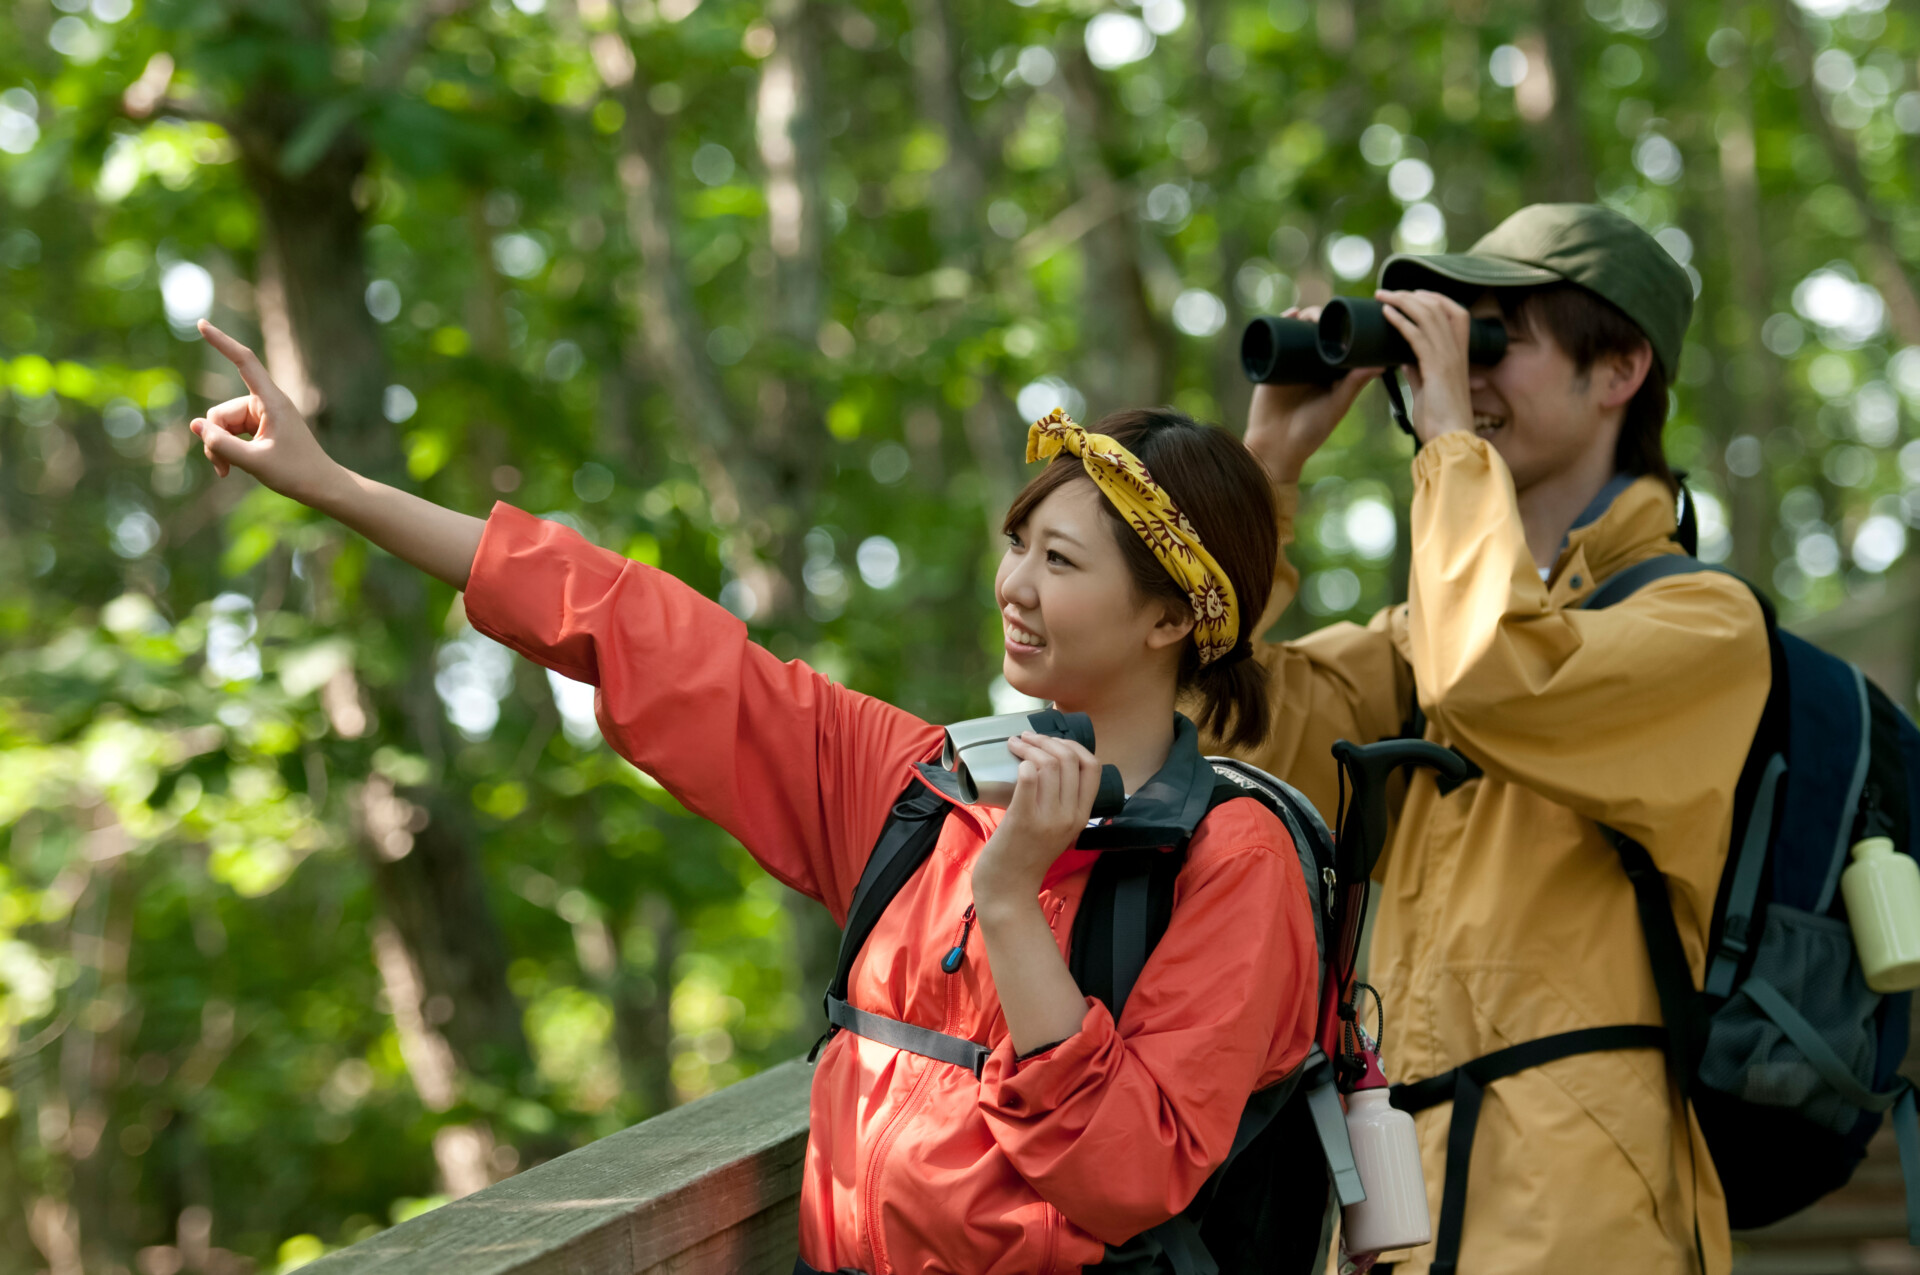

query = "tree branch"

[{"left": 1771, "top": 0, "right": 1920, "bottom": 345}]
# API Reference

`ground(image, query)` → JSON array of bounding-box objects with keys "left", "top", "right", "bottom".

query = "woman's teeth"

[
  {"left": 1006, "top": 623, "right": 1046, "bottom": 647},
  {"left": 1474, "top": 414, "right": 1505, "bottom": 434}
]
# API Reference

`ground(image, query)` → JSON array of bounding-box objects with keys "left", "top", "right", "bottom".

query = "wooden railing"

[
  {"left": 301, "top": 1052, "right": 1920, "bottom": 1275},
  {"left": 303, "top": 1060, "right": 811, "bottom": 1275}
]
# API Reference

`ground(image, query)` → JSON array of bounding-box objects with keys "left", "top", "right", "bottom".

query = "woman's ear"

[{"left": 1144, "top": 600, "right": 1196, "bottom": 653}]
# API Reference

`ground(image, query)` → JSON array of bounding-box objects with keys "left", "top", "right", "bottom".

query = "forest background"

[{"left": 3, "top": 0, "right": 1920, "bottom": 1269}]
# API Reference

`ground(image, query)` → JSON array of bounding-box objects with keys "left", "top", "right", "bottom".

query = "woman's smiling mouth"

[{"left": 1004, "top": 618, "right": 1047, "bottom": 654}]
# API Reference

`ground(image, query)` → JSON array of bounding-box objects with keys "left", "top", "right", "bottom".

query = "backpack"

[
  {"left": 1392, "top": 553, "right": 1920, "bottom": 1273},
  {"left": 813, "top": 742, "right": 1435, "bottom": 1275}
]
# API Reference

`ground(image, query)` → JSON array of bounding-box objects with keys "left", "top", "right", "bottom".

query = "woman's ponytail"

[{"left": 1191, "top": 645, "right": 1274, "bottom": 752}]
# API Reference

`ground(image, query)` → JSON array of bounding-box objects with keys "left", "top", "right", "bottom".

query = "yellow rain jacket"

[{"left": 1221, "top": 431, "right": 1770, "bottom": 1274}]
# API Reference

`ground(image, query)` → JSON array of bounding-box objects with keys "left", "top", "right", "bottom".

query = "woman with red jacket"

[{"left": 188, "top": 321, "right": 1319, "bottom": 1274}]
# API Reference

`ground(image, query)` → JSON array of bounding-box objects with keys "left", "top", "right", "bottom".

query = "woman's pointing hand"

[{"left": 189, "top": 320, "right": 342, "bottom": 504}]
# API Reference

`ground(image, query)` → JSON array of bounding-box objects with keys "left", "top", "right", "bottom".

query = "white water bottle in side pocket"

[{"left": 1341, "top": 1046, "right": 1432, "bottom": 1255}]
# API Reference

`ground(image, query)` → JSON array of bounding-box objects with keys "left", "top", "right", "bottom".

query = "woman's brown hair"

[{"left": 1001, "top": 408, "right": 1277, "bottom": 751}]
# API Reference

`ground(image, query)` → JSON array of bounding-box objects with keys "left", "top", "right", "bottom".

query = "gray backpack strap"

[
  {"left": 1580, "top": 553, "right": 1724, "bottom": 611},
  {"left": 1302, "top": 1044, "right": 1367, "bottom": 1207},
  {"left": 823, "top": 998, "right": 990, "bottom": 1077},
  {"left": 1706, "top": 753, "right": 1787, "bottom": 998}
]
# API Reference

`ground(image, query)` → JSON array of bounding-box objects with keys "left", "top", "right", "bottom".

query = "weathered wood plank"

[
  {"left": 305, "top": 1059, "right": 813, "bottom": 1275},
  {"left": 635, "top": 1197, "right": 802, "bottom": 1275}
]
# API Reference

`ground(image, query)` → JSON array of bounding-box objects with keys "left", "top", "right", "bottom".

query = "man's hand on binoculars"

[
  {"left": 1244, "top": 306, "right": 1380, "bottom": 486},
  {"left": 1376, "top": 289, "right": 1476, "bottom": 445}
]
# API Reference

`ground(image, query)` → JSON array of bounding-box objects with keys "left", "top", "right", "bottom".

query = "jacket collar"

[
  {"left": 1555, "top": 472, "right": 1683, "bottom": 593},
  {"left": 915, "top": 713, "right": 1215, "bottom": 851}
]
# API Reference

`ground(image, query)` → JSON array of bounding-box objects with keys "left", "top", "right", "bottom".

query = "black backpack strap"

[
  {"left": 1388, "top": 831, "right": 1698, "bottom": 1275},
  {"left": 1597, "top": 830, "right": 1701, "bottom": 1096},
  {"left": 1076, "top": 769, "right": 1334, "bottom": 1023},
  {"left": 1111, "top": 868, "right": 1154, "bottom": 1017},
  {"left": 811, "top": 781, "right": 954, "bottom": 1063},
  {"left": 1581, "top": 551, "right": 1800, "bottom": 1014},
  {"left": 1390, "top": 1024, "right": 1666, "bottom": 1275},
  {"left": 828, "top": 780, "right": 951, "bottom": 1005},
  {"left": 1070, "top": 847, "right": 1185, "bottom": 1024}
]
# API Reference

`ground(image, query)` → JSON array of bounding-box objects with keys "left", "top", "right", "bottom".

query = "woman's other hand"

[
  {"left": 972, "top": 731, "right": 1102, "bottom": 902},
  {"left": 189, "top": 320, "right": 343, "bottom": 506}
]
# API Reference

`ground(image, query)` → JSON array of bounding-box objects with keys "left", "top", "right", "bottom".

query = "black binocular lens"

[
  {"left": 1241, "top": 316, "right": 1343, "bottom": 386},
  {"left": 1318, "top": 298, "right": 1508, "bottom": 370},
  {"left": 1239, "top": 299, "right": 1508, "bottom": 384}
]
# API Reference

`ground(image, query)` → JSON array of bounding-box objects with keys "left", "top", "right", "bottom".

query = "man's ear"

[
  {"left": 1144, "top": 600, "right": 1196, "bottom": 653},
  {"left": 1596, "top": 341, "right": 1654, "bottom": 411}
]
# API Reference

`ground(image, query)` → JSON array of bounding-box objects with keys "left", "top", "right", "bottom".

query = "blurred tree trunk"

[
  {"left": 611, "top": 55, "right": 788, "bottom": 614},
  {"left": 1195, "top": 0, "right": 1253, "bottom": 430},
  {"left": 906, "top": 0, "right": 987, "bottom": 261},
  {"left": 1769, "top": 0, "right": 1920, "bottom": 345},
  {"left": 906, "top": 0, "right": 1027, "bottom": 534},
  {"left": 225, "top": 93, "right": 387, "bottom": 436},
  {"left": 1713, "top": 67, "right": 1778, "bottom": 582},
  {"left": 53, "top": 855, "right": 129, "bottom": 1272},
  {"left": 1529, "top": 0, "right": 1595, "bottom": 201},
  {"left": 225, "top": 79, "right": 528, "bottom": 1192},
  {"left": 607, "top": 893, "right": 679, "bottom": 1117},
  {"left": 1058, "top": 46, "right": 1171, "bottom": 414},
  {"left": 755, "top": 0, "right": 843, "bottom": 1044},
  {"left": 755, "top": 0, "right": 830, "bottom": 601}
]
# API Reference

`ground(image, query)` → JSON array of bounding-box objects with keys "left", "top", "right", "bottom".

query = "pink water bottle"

[{"left": 1340, "top": 1047, "right": 1432, "bottom": 1255}]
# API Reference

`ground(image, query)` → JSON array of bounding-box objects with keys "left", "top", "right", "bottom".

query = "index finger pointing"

[{"left": 197, "top": 320, "right": 275, "bottom": 399}]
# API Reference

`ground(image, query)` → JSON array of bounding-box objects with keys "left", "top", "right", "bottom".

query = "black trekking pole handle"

[
  {"left": 1331, "top": 738, "right": 1469, "bottom": 882},
  {"left": 1320, "top": 739, "right": 1471, "bottom": 1062}
]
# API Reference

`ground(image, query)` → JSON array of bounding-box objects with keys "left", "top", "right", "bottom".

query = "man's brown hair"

[
  {"left": 1496, "top": 283, "right": 1678, "bottom": 492},
  {"left": 1002, "top": 408, "right": 1278, "bottom": 751}
]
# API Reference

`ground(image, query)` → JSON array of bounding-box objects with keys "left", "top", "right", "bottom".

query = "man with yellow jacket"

[{"left": 1223, "top": 205, "right": 1770, "bottom": 1273}]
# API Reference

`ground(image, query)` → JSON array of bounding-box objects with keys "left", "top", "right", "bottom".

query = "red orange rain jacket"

[{"left": 461, "top": 503, "right": 1319, "bottom": 1274}]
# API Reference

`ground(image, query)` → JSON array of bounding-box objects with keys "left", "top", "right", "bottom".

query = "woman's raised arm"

[
  {"left": 188, "top": 319, "right": 945, "bottom": 914},
  {"left": 189, "top": 321, "right": 484, "bottom": 589}
]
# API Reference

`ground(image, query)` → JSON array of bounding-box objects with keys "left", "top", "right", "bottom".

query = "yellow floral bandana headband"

[{"left": 1025, "top": 408, "right": 1241, "bottom": 666}]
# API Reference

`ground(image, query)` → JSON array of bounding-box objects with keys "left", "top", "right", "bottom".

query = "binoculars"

[
  {"left": 942, "top": 709, "right": 1127, "bottom": 818},
  {"left": 1240, "top": 297, "right": 1508, "bottom": 385}
]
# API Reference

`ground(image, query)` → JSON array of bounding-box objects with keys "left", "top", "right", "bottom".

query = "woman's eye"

[
  {"left": 1006, "top": 533, "right": 1024, "bottom": 550},
  {"left": 1046, "top": 550, "right": 1072, "bottom": 567}
]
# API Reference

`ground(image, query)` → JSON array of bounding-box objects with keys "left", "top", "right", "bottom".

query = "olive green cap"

[{"left": 1379, "top": 203, "right": 1692, "bottom": 375}]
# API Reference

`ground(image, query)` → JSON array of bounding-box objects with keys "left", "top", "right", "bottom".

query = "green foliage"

[{"left": 2, "top": 0, "right": 1919, "bottom": 1268}]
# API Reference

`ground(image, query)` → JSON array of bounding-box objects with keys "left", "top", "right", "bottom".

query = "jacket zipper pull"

[{"left": 942, "top": 904, "right": 976, "bottom": 974}]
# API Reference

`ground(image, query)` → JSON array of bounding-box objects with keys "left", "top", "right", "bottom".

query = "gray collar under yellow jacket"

[{"left": 1210, "top": 431, "right": 1770, "bottom": 1275}]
